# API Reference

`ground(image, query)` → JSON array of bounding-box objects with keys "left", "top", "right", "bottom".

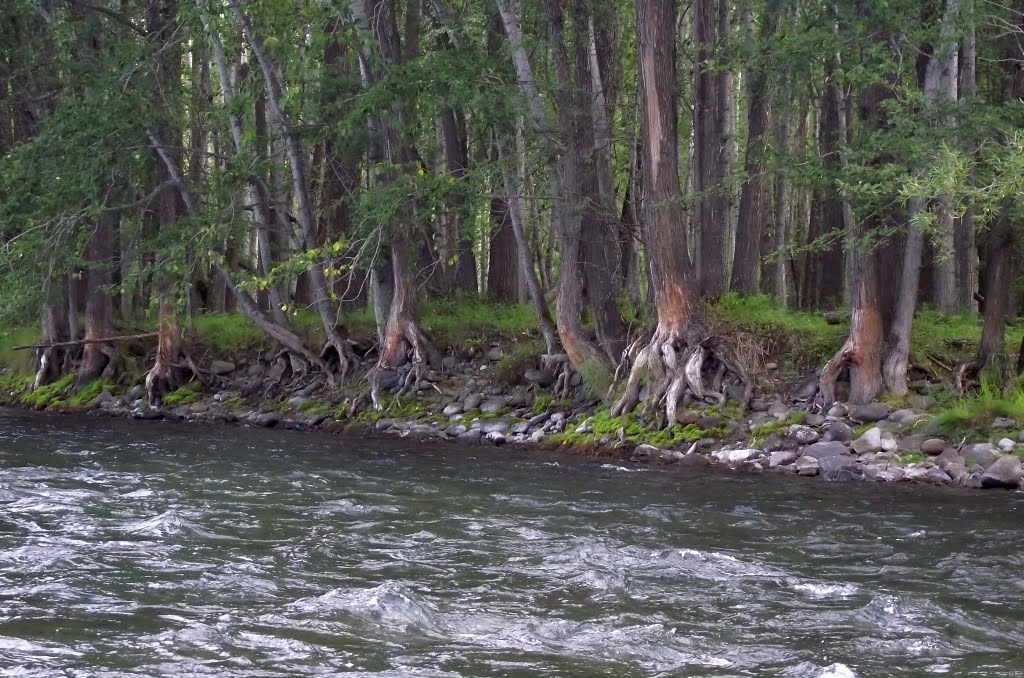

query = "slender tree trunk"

[
  {"left": 77, "top": 210, "right": 117, "bottom": 384},
  {"left": 957, "top": 17, "right": 978, "bottom": 313},
  {"left": 487, "top": 189, "right": 518, "bottom": 301},
  {"left": 731, "top": 2, "right": 779, "bottom": 294},
  {"left": 693, "top": 0, "right": 728, "bottom": 297},
  {"left": 931, "top": 0, "right": 961, "bottom": 316}
]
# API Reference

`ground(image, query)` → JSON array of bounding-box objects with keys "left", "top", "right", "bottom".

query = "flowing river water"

[{"left": 1, "top": 409, "right": 1023, "bottom": 677}]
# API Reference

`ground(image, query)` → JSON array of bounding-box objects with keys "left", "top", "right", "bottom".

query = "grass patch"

[
  {"left": 749, "top": 410, "right": 807, "bottom": 441},
  {"left": 297, "top": 398, "right": 330, "bottom": 415},
  {"left": 162, "top": 381, "right": 205, "bottom": 407},
  {"left": 191, "top": 314, "right": 270, "bottom": 355},
  {"left": 0, "top": 327, "right": 38, "bottom": 373},
  {"left": 533, "top": 394, "right": 573, "bottom": 414},
  {"left": 899, "top": 451, "right": 927, "bottom": 464},
  {"left": 931, "top": 379, "right": 1024, "bottom": 439},
  {"left": 65, "top": 378, "right": 117, "bottom": 408}
]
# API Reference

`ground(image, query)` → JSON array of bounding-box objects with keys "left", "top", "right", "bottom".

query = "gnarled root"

[
  {"left": 610, "top": 326, "right": 748, "bottom": 426},
  {"left": 369, "top": 321, "right": 439, "bottom": 410},
  {"left": 321, "top": 334, "right": 359, "bottom": 385}
]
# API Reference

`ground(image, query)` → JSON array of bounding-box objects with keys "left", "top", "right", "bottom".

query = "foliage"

[
  {"left": 161, "top": 381, "right": 205, "bottom": 408},
  {"left": 493, "top": 339, "right": 545, "bottom": 387},
  {"left": 932, "top": 378, "right": 1024, "bottom": 439}
]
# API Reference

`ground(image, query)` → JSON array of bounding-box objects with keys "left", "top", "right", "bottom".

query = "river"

[{"left": 1, "top": 409, "right": 1023, "bottom": 676}]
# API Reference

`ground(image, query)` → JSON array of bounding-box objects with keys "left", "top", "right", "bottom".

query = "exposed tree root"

[
  {"left": 369, "top": 321, "right": 439, "bottom": 410},
  {"left": 322, "top": 334, "right": 360, "bottom": 385},
  {"left": 610, "top": 325, "right": 750, "bottom": 426}
]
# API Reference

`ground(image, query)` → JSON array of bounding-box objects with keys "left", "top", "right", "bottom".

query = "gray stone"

[
  {"left": 819, "top": 455, "right": 863, "bottom": 482},
  {"left": 907, "top": 393, "right": 937, "bottom": 411},
  {"left": 822, "top": 421, "right": 854, "bottom": 443},
  {"left": 550, "top": 411, "right": 567, "bottom": 423},
  {"left": 463, "top": 393, "right": 483, "bottom": 411},
  {"left": 962, "top": 443, "right": 997, "bottom": 469},
  {"left": 633, "top": 444, "right": 662, "bottom": 459},
  {"left": 880, "top": 432, "right": 899, "bottom": 452},
  {"left": 94, "top": 390, "right": 113, "bottom": 408},
  {"left": 480, "top": 398, "right": 507, "bottom": 415},
  {"left": 904, "top": 466, "right": 952, "bottom": 485},
  {"left": 458, "top": 429, "right": 483, "bottom": 443},
  {"left": 827, "top": 403, "right": 848, "bottom": 418},
  {"left": 210, "top": 360, "right": 236, "bottom": 375},
  {"left": 934, "top": 447, "right": 965, "bottom": 470},
  {"left": 851, "top": 427, "right": 883, "bottom": 455},
  {"left": 997, "top": 437, "right": 1016, "bottom": 452},
  {"left": 484, "top": 431, "right": 507, "bottom": 445},
  {"left": 1019, "top": 429, "right": 1024, "bottom": 442},
  {"left": 510, "top": 421, "right": 531, "bottom": 435},
  {"left": 443, "top": 403, "right": 463, "bottom": 417},
  {"left": 769, "top": 450, "right": 798, "bottom": 468},
  {"left": 980, "top": 455, "right": 1023, "bottom": 489},
  {"left": 715, "top": 448, "right": 760, "bottom": 464},
  {"left": 444, "top": 423, "right": 468, "bottom": 436},
  {"left": 255, "top": 412, "right": 281, "bottom": 428},
  {"left": 805, "top": 413, "right": 827, "bottom": 427},
  {"left": 767, "top": 401, "right": 790, "bottom": 420},
  {"left": 125, "top": 385, "right": 144, "bottom": 402},
  {"left": 485, "top": 346, "right": 503, "bottom": 361},
  {"left": 481, "top": 419, "right": 511, "bottom": 435},
  {"left": 787, "top": 425, "right": 820, "bottom": 445},
  {"left": 749, "top": 398, "right": 768, "bottom": 412},
  {"left": 678, "top": 453, "right": 713, "bottom": 469},
  {"left": 374, "top": 418, "right": 398, "bottom": 431},
  {"left": 852, "top": 402, "right": 890, "bottom": 423},
  {"left": 286, "top": 395, "right": 309, "bottom": 409},
  {"left": 524, "top": 368, "right": 555, "bottom": 387},
  {"left": 992, "top": 417, "right": 1016, "bottom": 430},
  {"left": 791, "top": 377, "right": 820, "bottom": 401},
  {"left": 887, "top": 408, "right": 917, "bottom": 424},
  {"left": 569, "top": 372, "right": 582, "bottom": 387},
  {"left": 920, "top": 438, "right": 949, "bottom": 455},
  {"left": 375, "top": 368, "right": 401, "bottom": 390},
  {"left": 528, "top": 412, "right": 551, "bottom": 426},
  {"left": 795, "top": 456, "right": 820, "bottom": 476},
  {"left": 959, "top": 472, "right": 984, "bottom": 489},
  {"left": 760, "top": 434, "right": 786, "bottom": 453},
  {"left": 803, "top": 441, "right": 851, "bottom": 459},
  {"left": 441, "top": 355, "right": 458, "bottom": 372},
  {"left": 725, "top": 382, "right": 746, "bottom": 403}
]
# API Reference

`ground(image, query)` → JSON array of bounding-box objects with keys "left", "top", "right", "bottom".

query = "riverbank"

[
  {"left": 3, "top": 297, "right": 1023, "bottom": 491},
  {"left": 2, "top": 319, "right": 1022, "bottom": 492}
]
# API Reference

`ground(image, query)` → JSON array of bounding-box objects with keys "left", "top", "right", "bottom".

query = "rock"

[
  {"left": 823, "top": 311, "right": 843, "bottom": 325},
  {"left": 959, "top": 472, "right": 984, "bottom": 489},
  {"left": 749, "top": 398, "right": 768, "bottom": 412},
  {"left": 997, "top": 437, "right": 1016, "bottom": 452},
  {"left": 441, "top": 355, "right": 458, "bottom": 372},
  {"left": 827, "top": 403, "right": 848, "bottom": 418},
  {"left": 463, "top": 393, "right": 483, "bottom": 411},
  {"left": 678, "top": 410, "right": 701, "bottom": 425},
  {"left": 851, "top": 427, "right": 883, "bottom": 455},
  {"left": 716, "top": 448, "right": 760, "bottom": 465},
  {"left": 769, "top": 450, "right": 798, "bottom": 468},
  {"left": 725, "top": 382, "right": 746, "bottom": 403},
  {"left": 904, "top": 466, "right": 952, "bottom": 485},
  {"left": 803, "top": 441, "right": 851, "bottom": 459},
  {"left": 822, "top": 421, "right": 854, "bottom": 443},
  {"left": 444, "top": 423, "right": 468, "bottom": 437},
  {"left": 485, "top": 346, "right": 503, "bottom": 361},
  {"left": 790, "top": 377, "right": 819, "bottom": 401},
  {"left": 524, "top": 368, "right": 555, "bottom": 387},
  {"left": 510, "top": 421, "right": 531, "bottom": 435},
  {"left": 805, "top": 413, "right": 827, "bottom": 427},
  {"left": 980, "top": 455, "right": 1023, "bottom": 489},
  {"left": 528, "top": 412, "right": 550, "bottom": 426},
  {"left": 879, "top": 432, "right": 899, "bottom": 452},
  {"left": 920, "top": 438, "right": 948, "bottom": 455},
  {"left": 887, "top": 408, "right": 917, "bottom": 424},
  {"left": 132, "top": 406, "right": 164, "bottom": 421},
  {"left": 767, "top": 401, "right": 790, "bottom": 420},
  {"left": 697, "top": 415, "right": 723, "bottom": 430},
  {"left": 765, "top": 362, "right": 778, "bottom": 370},
  {"left": 795, "top": 456, "right": 820, "bottom": 476},
  {"left": 786, "top": 425, "right": 820, "bottom": 445},
  {"left": 443, "top": 403, "right": 463, "bottom": 417},
  {"left": 458, "top": 429, "right": 483, "bottom": 443},
  {"left": 820, "top": 454, "right": 864, "bottom": 482},
  {"left": 484, "top": 431, "right": 507, "bottom": 445},
  {"left": 480, "top": 398, "right": 507, "bottom": 415},
  {"left": 569, "top": 372, "right": 582, "bottom": 387},
  {"left": 678, "top": 453, "right": 713, "bottom": 469},
  {"left": 550, "top": 411, "right": 567, "bottom": 423},
  {"left": 852, "top": 402, "right": 889, "bottom": 423},
  {"left": 760, "top": 434, "right": 786, "bottom": 453},
  {"left": 961, "top": 443, "right": 997, "bottom": 469},
  {"left": 1019, "top": 429, "right": 1024, "bottom": 442},
  {"left": 633, "top": 444, "right": 662, "bottom": 460},
  {"left": 376, "top": 368, "right": 401, "bottom": 391},
  {"left": 286, "top": 395, "right": 309, "bottom": 409},
  {"left": 907, "top": 393, "right": 937, "bottom": 411},
  {"left": 934, "top": 447, "right": 965, "bottom": 470},
  {"left": 256, "top": 412, "right": 281, "bottom": 428},
  {"left": 992, "top": 417, "right": 1016, "bottom": 430},
  {"left": 94, "top": 390, "right": 113, "bottom": 408},
  {"left": 374, "top": 418, "right": 398, "bottom": 431},
  {"left": 125, "top": 385, "right": 144, "bottom": 402},
  {"left": 481, "top": 419, "right": 511, "bottom": 435},
  {"left": 210, "top": 360, "right": 236, "bottom": 375}
]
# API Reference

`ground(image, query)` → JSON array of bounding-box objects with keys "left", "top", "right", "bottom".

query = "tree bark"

[
  {"left": 956, "top": 19, "right": 978, "bottom": 313},
  {"left": 487, "top": 190, "right": 518, "bottom": 302},
  {"left": 731, "top": 2, "right": 779, "bottom": 294},
  {"left": 77, "top": 210, "right": 117, "bottom": 384}
]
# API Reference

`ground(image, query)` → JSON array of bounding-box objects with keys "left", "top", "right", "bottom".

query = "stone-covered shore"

[{"left": 3, "top": 346, "right": 1022, "bottom": 492}]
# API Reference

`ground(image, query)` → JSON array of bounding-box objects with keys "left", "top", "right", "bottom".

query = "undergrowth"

[
  {"left": 931, "top": 378, "right": 1024, "bottom": 440},
  {"left": 548, "top": 408, "right": 727, "bottom": 449}
]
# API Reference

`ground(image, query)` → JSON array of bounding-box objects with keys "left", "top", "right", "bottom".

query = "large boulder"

[
  {"left": 851, "top": 427, "right": 883, "bottom": 455},
  {"left": 819, "top": 455, "right": 863, "bottom": 483},
  {"left": 852, "top": 402, "right": 890, "bottom": 423},
  {"left": 961, "top": 443, "right": 997, "bottom": 470},
  {"left": 980, "top": 456, "right": 1023, "bottom": 489},
  {"left": 803, "top": 441, "right": 852, "bottom": 459},
  {"left": 920, "top": 438, "right": 949, "bottom": 455},
  {"left": 822, "top": 421, "right": 854, "bottom": 443},
  {"left": 786, "top": 425, "right": 820, "bottom": 446}
]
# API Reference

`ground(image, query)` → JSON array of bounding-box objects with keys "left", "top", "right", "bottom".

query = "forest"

[{"left": 1, "top": 0, "right": 1023, "bottom": 419}]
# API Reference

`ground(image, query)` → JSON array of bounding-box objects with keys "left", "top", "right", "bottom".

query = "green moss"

[
  {"left": 750, "top": 410, "right": 806, "bottom": 442},
  {"left": 899, "top": 451, "right": 927, "bottom": 464},
  {"left": 297, "top": 398, "right": 330, "bottom": 415},
  {"left": 21, "top": 373, "right": 75, "bottom": 409},
  {"left": 162, "top": 381, "right": 205, "bottom": 407},
  {"left": 65, "top": 378, "right": 117, "bottom": 408},
  {"left": 532, "top": 394, "right": 572, "bottom": 414},
  {"left": 547, "top": 408, "right": 726, "bottom": 449},
  {"left": 0, "top": 369, "right": 33, "bottom": 395}
]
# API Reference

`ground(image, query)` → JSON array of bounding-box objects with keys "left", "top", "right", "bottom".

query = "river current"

[{"left": 1, "top": 409, "right": 1022, "bottom": 677}]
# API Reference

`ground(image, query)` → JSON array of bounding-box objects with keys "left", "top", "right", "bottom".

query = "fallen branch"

[{"left": 13, "top": 332, "right": 158, "bottom": 351}]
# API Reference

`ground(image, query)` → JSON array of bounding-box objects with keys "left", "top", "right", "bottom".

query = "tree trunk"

[
  {"left": 612, "top": 0, "right": 746, "bottom": 423},
  {"left": 693, "top": 0, "right": 728, "bottom": 297},
  {"left": 956, "top": 20, "right": 978, "bottom": 313},
  {"left": 731, "top": 2, "right": 779, "bottom": 294},
  {"left": 77, "top": 210, "right": 117, "bottom": 385},
  {"left": 487, "top": 191, "right": 518, "bottom": 302},
  {"left": 883, "top": 0, "right": 961, "bottom": 395}
]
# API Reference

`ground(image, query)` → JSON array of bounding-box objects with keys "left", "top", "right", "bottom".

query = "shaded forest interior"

[{"left": 1, "top": 0, "right": 1024, "bottom": 416}]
